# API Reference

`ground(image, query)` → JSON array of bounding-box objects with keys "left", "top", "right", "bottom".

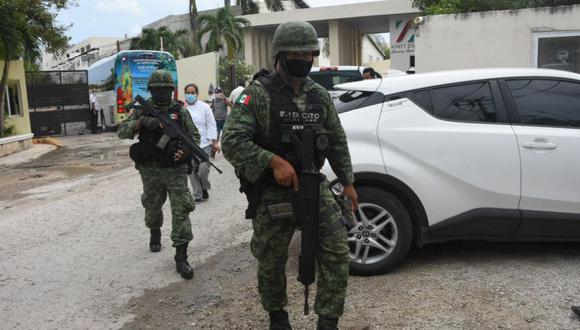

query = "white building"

[
  {"left": 415, "top": 5, "right": 580, "bottom": 74},
  {"left": 41, "top": 37, "right": 124, "bottom": 71},
  {"left": 317, "top": 34, "right": 388, "bottom": 67}
]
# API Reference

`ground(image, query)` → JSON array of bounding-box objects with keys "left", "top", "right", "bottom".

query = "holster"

[{"left": 238, "top": 173, "right": 265, "bottom": 219}]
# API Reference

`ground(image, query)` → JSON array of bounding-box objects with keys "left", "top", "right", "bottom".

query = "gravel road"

[{"left": 2, "top": 133, "right": 580, "bottom": 329}]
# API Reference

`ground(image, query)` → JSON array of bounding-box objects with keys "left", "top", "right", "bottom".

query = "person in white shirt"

[
  {"left": 227, "top": 80, "right": 246, "bottom": 114},
  {"left": 89, "top": 90, "right": 99, "bottom": 133},
  {"left": 184, "top": 83, "right": 220, "bottom": 202}
]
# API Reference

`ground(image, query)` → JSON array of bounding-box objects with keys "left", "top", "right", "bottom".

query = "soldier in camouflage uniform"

[
  {"left": 118, "top": 70, "right": 200, "bottom": 280},
  {"left": 222, "top": 21, "right": 359, "bottom": 330}
]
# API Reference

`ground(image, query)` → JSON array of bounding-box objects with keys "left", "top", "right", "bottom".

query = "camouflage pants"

[
  {"left": 251, "top": 180, "right": 350, "bottom": 318},
  {"left": 139, "top": 165, "right": 195, "bottom": 247}
]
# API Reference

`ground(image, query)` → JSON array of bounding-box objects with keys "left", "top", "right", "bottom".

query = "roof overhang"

[{"left": 243, "top": 0, "right": 420, "bottom": 36}]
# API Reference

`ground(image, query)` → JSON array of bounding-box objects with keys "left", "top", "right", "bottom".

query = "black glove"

[{"left": 140, "top": 116, "right": 160, "bottom": 131}]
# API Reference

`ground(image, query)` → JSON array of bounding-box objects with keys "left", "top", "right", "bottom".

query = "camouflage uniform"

[
  {"left": 118, "top": 71, "right": 200, "bottom": 248},
  {"left": 222, "top": 22, "right": 354, "bottom": 321}
]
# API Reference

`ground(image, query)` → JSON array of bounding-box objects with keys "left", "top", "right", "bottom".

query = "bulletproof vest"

[
  {"left": 136, "top": 103, "right": 184, "bottom": 164},
  {"left": 257, "top": 73, "right": 328, "bottom": 171}
]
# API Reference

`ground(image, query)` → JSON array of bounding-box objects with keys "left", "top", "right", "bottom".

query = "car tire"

[{"left": 349, "top": 186, "right": 413, "bottom": 276}]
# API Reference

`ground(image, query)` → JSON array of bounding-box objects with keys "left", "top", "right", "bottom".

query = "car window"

[
  {"left": 430, "top": 82, "right": 497, "bottom": 123},
  {"left": 407, "top": 90, "right": 432, "bottom": 113},
  {"left": 309, "top": 70, "right": 362, "bottom": 91},
  {"left": 507, "top": 79, "right": 580, "bottom": 128},
  {"left": 335, "top": 91, "right": 371, "bottom": 113},
  {"left": 335, "top": 91, "right": 383, "bottom": 114}
]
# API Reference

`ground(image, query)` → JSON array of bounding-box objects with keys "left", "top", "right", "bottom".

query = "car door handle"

[
  {"left": 523, "top": 141, "right": 557, "bottom": 150},
  {"left": 388, "top": 101, "right": 404, "bottom": 107}
]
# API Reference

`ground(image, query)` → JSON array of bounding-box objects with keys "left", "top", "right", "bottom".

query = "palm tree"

[
  {"left": 197, "top": 6, "right": 250, "bottom": 59},
  {"left": 0, "top": 0, "right": 69, "bottom": 137},
  {"left": 189, "top": 0, "right": 200, "bottom": 49},
  {"left": 130, "top": 26, "right": 197, "bottom": 59},
  {"left": 265, "top": 0, "right": 285, "bottom": 11},
  {"left": 238, "top": 0, "right": 309, "bottom": 14},
  {"left": 237, "top": 0, "right": 260, "bottom": 14}
]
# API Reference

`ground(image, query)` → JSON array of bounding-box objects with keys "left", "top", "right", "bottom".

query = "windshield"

[{"left": 309, "top": 70, "right": 362, "bottom": 90}]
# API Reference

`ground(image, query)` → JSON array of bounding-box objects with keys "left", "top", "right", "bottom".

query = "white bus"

[{"left": 88, "top": 50, "right": 178, "bottom": 129}]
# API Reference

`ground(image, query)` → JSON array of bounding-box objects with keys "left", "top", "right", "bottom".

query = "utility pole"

[{"left": 160, "top": 37, "right": 164, "bottom": 51}]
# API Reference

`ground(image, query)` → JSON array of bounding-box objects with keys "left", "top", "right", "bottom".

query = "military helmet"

[
  {"left": 147, "top": 69, "right": 175, "bottom": 89},
  {"left": 271, "top": 21, "right": 320, "bottom": 58}
]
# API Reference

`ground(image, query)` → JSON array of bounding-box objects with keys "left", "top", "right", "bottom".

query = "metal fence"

[{"left": 26, "top": 70, "right": 90, "bottom": 136}]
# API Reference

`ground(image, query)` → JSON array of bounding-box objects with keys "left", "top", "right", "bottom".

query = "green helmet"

[
  {"left": 271, "top": 21, "right": 320, "bottom": 58},
  {"left": 147, "top": 70, "right": 175, "bottom": 89}
]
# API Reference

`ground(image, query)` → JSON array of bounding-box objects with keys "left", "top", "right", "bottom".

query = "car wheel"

[{"left": 348, "top": 187, "right": 412, "bottom": 275}]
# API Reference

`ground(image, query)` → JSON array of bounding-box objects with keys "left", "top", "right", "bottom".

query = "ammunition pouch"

[
  {"left": 130, "top": 138, "right": 192, "bottom": 169},
  {"left": 129, "top": 141, "right": 164, "bottom": 167}
]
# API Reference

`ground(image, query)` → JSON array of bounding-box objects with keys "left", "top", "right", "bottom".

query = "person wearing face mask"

[
  {"left": 117, "top": 70, "right": 200, "bottom": 280},
  {"left": 221, "top": 21, "right": 358, "bottom": 330},
  {"left": 183, "top": 83, "right": 219, "bottom": 202}
]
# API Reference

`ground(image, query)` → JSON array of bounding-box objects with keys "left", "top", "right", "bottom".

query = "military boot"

[
  {"left": 269, "top": 309, "right": 292, "bottom": 330},
  {"left": 149, "top": 229, "right": 161, "bottom": 252},
  {"left": 174, "top": 243, "right": 194, "bottom": 279},
  {"left": 317, "top": 316, "right": 339, "bottom": 330}
]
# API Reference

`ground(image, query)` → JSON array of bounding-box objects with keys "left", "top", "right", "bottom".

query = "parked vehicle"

[
  {"left": 309, "top": 66, "right": 364, "bottom": 100},
  {"left": 310, "top": 66, "right": 406, "bottom": 101},
  {"left": 322, "top": 68, "right": 580, "bottom": 275},
  {"left": 88, "top": 50, "right": 178, "bottom": 129}
]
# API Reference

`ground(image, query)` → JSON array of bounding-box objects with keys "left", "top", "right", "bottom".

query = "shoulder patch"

[{"left": 236, "top": 94, "right": 252, "bottom": 107}]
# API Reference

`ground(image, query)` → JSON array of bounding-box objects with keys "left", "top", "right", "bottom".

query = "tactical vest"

[
  {"left": 256, "top": 73, "right": 329, "bottom": 172},
  {"left": 131, "top": 103, "right": 187, "bottom": 167}
]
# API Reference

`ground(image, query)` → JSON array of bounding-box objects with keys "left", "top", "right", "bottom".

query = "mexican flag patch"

[{"left": 237, "top": 94, "right": 252, "bottom": 106}]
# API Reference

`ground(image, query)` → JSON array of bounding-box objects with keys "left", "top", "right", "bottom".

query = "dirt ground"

[
  {"left": 3, "top": 133, "right": 580, "bottom": 329},
  {"left": 0, "top": 133, "right": 133, "bottom": 203}
]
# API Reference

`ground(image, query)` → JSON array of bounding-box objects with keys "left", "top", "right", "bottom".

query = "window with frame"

[
  {"left": 4, "top": 83, "right": 21, "bottom": 116},
  {"left": 535, "top": 32, "right": 580, "bottom": 74},
  {"left": 428, "top": 82, "right": 497, "bottom": 123},
  {"left": 507, "top": 79, "right": 580, "bottom": 128}
]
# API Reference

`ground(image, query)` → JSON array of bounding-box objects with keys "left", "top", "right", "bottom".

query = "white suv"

[{"left": 322, "top": 68, "right": 580, "bottom": 275}]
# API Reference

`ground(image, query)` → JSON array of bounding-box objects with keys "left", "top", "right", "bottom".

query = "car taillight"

[
  {"left": 116, "top": 87, "right": 125, "bottom": 113},
  {"left": 320, "top": 67, "right": 338, "bottom": 71}
]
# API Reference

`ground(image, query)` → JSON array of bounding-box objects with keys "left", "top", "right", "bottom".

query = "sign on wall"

[
  {"left": 391, "top": 19, "right": 416, "bottom": 56},
  {"left": 389, "top": 15, "right": 417, "bottom": 72}
]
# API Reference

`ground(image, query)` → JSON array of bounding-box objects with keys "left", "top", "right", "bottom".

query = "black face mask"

[
  {"left": 149, "top": 87, "right": 173, "bottom": 105},
  {"left": 283, "top": 58, "right": 313, "bottom": 78}
]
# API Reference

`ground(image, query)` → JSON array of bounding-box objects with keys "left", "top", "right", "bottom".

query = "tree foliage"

[
  {"left": 0, "top": 0, "right": 72, "bottom": 137},
  {"left": 219, "top": 58, "right": 254, "bottom": 95},
  {"left": 412, "top": 0, "right": 580, "bottom": 14},
  {"left": 130, "top": 26, "right": 199, "bottom": 59},
  {"left": 197, "top": 6, "right": 250, "bottom": 59}
]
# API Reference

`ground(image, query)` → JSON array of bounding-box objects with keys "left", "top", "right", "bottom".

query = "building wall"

[
  {"left": 176, "top": 52, "right": 218, "bottom": 102},
  {"left": 362, "top": 36, "right": 385, "bottom": 65},
  {"left": 329, "top": 20, "right": 361, "bottom": 66},
  {"left": 415, "top": 5, "right": 580, "bottom": 72},
  {"left": 244, "top": 29, "right": 275, "bottom": 72},
  {"left": 1, "top": 60, "right": 31, "bottom": 135},
  {"left": 41, "top": 37, "right": 123, "bottom": 70}
]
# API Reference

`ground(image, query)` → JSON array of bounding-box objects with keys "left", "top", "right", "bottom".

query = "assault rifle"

[
  {"left": 129, "top": 94, "right": 222, "bottom": 174},
  {"left": 292, "top": 126, "right": 320, "bottom": 315}
]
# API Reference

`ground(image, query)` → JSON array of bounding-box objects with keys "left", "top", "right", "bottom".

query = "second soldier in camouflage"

[{"left": 118, "top": 70, "right": 200, "bottom": 280}]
